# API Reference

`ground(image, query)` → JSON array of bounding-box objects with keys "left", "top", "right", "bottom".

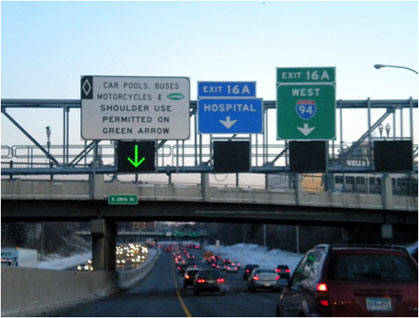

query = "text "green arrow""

[{"left": 127, "top": 145, "right": 146, "bottom": 167}]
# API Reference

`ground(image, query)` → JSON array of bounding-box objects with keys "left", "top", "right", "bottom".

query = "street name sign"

[
  {"left": 276, "top": 67, "right": 335, "bottom": 140},
  {"left": 81, "top": 75, "right": 190, "bottom": 140},
  {"left": 108, "top": 195, "right": 138, "bottom": 205},
  {"left": 198, "top": 81, "right": 256, "bottom": 98},
  {"left": 198, "top": 98, "right": 263, "bottom": 134}
]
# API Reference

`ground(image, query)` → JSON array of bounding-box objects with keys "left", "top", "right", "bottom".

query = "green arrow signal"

[{"left": 127, "top": 145, "right": 146, "bottom": 167}]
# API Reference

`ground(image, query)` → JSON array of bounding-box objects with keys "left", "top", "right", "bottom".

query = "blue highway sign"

[
  {"left": 198, "top": 81, "right": 256, "bottom": 98},
  {"left": 198, "top": 98, "right": 263, "bottom": 134}
]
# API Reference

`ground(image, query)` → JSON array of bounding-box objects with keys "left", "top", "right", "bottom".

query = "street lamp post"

[
  {"left": 374, "top": 64, "right": 418, "bottom": 75},
  {"left": 385, "top": 123, "right": 391, "bottom": 138},
  {"left": 378, "top": 124, "right": 384, "bottom": 138}
]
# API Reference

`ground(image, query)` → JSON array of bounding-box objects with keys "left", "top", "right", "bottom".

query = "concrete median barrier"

[{"left": 1, "top": 249, "right": 160, "bottom": 317}]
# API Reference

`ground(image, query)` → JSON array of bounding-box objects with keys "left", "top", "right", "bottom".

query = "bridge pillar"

[
  {"left": 294, "top": 174, "right": 302, "bottom": 205},
  {"left": 381, "top": 174, "right": 393, "bottom": 209},
  {"left": 201, "top": 173, "right": 209, "bottom": 200},
  {"left": 91, "top": 219, "right": 116, "bottom": 271},
  {"left": 89, "top": 173, "right": 105, "bottom": 200}
]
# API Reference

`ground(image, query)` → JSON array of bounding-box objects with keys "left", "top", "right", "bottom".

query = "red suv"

[{"left": 276, "top": 244, "right": 418, "bottom": 316}]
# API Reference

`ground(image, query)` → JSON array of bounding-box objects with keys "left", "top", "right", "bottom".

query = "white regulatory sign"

[{"left": 81, "top": 76, "right": 190, "bottom": 140}]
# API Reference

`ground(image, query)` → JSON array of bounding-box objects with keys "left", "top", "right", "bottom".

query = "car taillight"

[
  {"left": 285, "top": 269, "right": 290, "bottom": 273},
  {"left": 320, "top": 300, "right": 329, "bottom": 307},
  {"left": 227, "top": 267, "right": 230, "bottom": 270},
  {"left": 275, "top": 275, "right": 280, "bottom": 280},
  {"left": 194, "top": 265, "right": 197, "bottom": 268},
  {"left": 217, "top": 278, "right": 225, "bottom": 283},
  {"left": 197, "top": 279, "right": 206, "bottom": 283},
  {"left": 317, "top": 283, "right": 328, "bottom": 292},
  {"left": 185, "top": 275, "right": 190, "bottom": 279},
  {"left": 276, "top": 269, "right": 281, "bottom": 273},
  {"left": 235, "top": 267, "right": 238, "bottom": 270},
  {"left": 177, "top": 267, "right": 181, "bottom": 270},
  {"left": 246, "top": 269, "right": 250, "bottom": 273},
  {"left": 253, "top": 275, "right": 260, "bottom": 280}
]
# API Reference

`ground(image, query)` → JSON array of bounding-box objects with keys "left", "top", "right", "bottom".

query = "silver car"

[{"left": 247, "top": 268, "right": 279, "bottom": 292}]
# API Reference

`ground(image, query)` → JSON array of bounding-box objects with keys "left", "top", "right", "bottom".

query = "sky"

[{"left": 1, "top": 1, "right": 418, "bottom": 174}]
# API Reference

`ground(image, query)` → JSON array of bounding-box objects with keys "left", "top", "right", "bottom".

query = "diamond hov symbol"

[
  {"left": 82, "top": 79, "right": 92, "bottom": 96},
  {"left": 81, "top": 76, "right": 93, "bottom": 99}
]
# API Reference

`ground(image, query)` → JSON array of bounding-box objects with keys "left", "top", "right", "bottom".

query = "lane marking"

[
  {"left": 171, "top": 260, "right": 192, "bottom": 317},
  {"left": 263, "top": 298, "right": 273, "bottom": 303},
  {"left": 176, "top": 290, "right": 192, "bottom": 317}
]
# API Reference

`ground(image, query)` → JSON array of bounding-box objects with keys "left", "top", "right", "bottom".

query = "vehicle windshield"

[
  {"left": 328, "top": 253, "right": 418, "bottom": 282},
  {"left": 198, "top": 270, "right": 222, "bottom": 279},
  {"left": 255, "top": 269, "right": 276, "bottom": 274}
]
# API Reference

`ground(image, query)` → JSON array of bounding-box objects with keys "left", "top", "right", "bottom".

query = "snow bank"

[{"left": 204, "top": 243, "right": 303, "bottom": 272}]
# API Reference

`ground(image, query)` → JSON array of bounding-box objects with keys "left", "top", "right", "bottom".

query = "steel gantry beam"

[{"left": 1, "top": 98, "right": 418, "bottom": 176}]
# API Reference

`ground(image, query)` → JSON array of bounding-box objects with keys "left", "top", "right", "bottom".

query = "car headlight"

[{"left": 77, "top": 266, "right": 82, "bottom": 270}]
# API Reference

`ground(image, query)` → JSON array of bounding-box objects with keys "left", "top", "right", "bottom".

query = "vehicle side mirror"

[{"left": 277, "top": 277, "right": 289, "bottom": 288}]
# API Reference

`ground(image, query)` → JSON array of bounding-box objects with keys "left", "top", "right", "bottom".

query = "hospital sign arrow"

[{"left": 219, "top": 116, "right": 237, "bottom": 129}]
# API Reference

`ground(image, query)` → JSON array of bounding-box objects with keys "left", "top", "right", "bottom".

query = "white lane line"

[{"left": 263, "top": 299, "right": 273, "bottom": 303}]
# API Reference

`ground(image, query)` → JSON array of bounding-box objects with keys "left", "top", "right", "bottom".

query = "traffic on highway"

[{"left": 62, "top": 241, "right": 418, "bottom": 317}]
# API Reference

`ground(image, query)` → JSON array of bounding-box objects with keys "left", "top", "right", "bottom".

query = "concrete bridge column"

[
  {"left": 201, "top": 173, "right": 209, "bottom": 201},
  {"left": 381, "top": 174, "right": 393, "bottom": 209},
  {"left": 294, "top": 174, "right": 302, "bottom": 205},
  {"left": 91, "top": 219, "right": 116, "bottom": 271}
]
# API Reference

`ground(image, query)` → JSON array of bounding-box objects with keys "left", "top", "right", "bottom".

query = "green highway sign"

[
  {"left": 108, "top": 195, "right": 138, "bottom": 205},
  {"left": 276, "top": 67, "right": 336, "bottom": 140}
]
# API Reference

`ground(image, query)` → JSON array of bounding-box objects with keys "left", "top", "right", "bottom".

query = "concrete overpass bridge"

[{"left": 2, "top": 98, "right": 418, "bottom": 271}]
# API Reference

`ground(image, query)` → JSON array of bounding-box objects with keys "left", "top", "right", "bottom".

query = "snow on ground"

[
  {"left": 204, "top": 243, "right": 303, "bottom": 273},
  {"left": 38, "top": 251, "right": 91, "bottom": 270},
  {"left": 37, "top": 241, "right": 417, "bottom": 272}
]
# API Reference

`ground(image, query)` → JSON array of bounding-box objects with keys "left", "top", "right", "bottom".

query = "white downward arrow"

[
  {"left": 297, "top": 123, "right": 316, "bottom": 136},
  {"left": 219, "top": 116, "right": 237, "bottom": 129}
]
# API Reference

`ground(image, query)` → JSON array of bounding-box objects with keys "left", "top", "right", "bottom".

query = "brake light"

[
  {"left": 276, "top": 269, "right": 281, "bottom": 272},
  {"left": 246, "top": 269, "right": 250, "bottom": 273},
  {"left": 197, "top": 279, "right": 206, "bottom": 283},
  {"left": 235, "top": 267, "right": 238, "bottom": 270},
  {"left": 227, "top": 267, "right": 230, "bottom": 270},
  {"left": 275, "top": 275, "right": 280, "bottom": 280},
  {"left": 177, "top": 267, "right": 180, "bottom": 270},
  {"left": 217, "top": 278, "right": 225, "bottom": 283},
  {"left": 185, "top": 275, "right": 190, "bottom": 279},
  {"left": 285, "top": 269, "right": 291, "bottom": 273},
  {"left": 317, "top": 283, "right": 328, "bottom": 292},
  {"left": 253, "top": 275, "right": 260, "bottom": 280},
  {"left": 320, "top": 300, "right": 329, "bottom": 307}
]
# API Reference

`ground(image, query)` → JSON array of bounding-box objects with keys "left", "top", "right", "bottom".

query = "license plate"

[
  {"left": 207, "top": 280, "right": 215, "bottom": 284},
  {"left": 264, "top": 283, "right": 271, "bottom": 287},
  {"left": 366, "top": 297, "right": 392, "bottom": 311}
]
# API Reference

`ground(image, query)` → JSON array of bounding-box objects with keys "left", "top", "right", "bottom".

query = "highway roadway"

[{"left": 59, "top": 248, "right": 280, "bottom": 317}]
